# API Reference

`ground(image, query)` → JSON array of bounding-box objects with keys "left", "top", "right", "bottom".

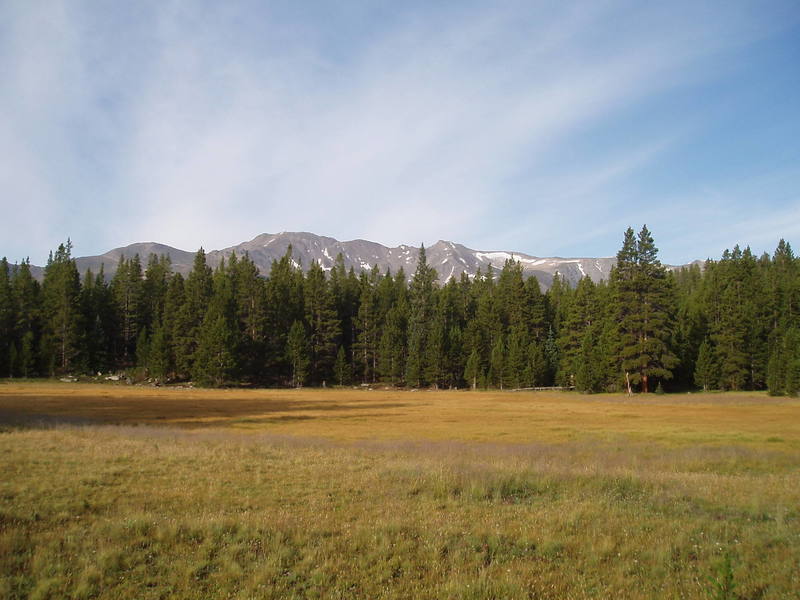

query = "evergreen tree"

[
  {"left": 673, "top": 263, "right": 706, "bottom": 389},
  {"left": 543, "top": 326, "right": 559, "bottom": 386},
  {"left": 163, "top": 273, "right": 186, "bottom": 379},
  {"left": 286, "top": 320, "right": 309, "bottom": 388},
  {"left": 334, "top": 345, "right": 351, "bottom": 386},
  {"left": 575, "top": 324, "right": 603, "bottom": 393},
  {"left": 525, "top": 276, "right": 548, "bottom": 343},
  {"left": 187, "top": 258, "right": 240, "bottom": 385},
  {"left": 110, "top": 254, "right": 144, "bottom": 363},
  {"left": 230, "top": 252, "right": 267, "bottom": 381},
  {"left": 767, "top": 327, "right": 800, "bottom": 396},
  {"left": 504, "top": 326, "right": 527, "bottom": 389},
  {"left": 614, "top": 226, "right": 678, "bottom": 392},
  {"left": 11, "top": 260, "right": 42, "bottom": 377},
  {"left": 329, "top": 254, "right": 359, "bottom": 363},
  {"left": 445, "top": 325, "right": 464, "bottom": 388},
  {"left": 173, "top": 249, "right": 213, "bottom": 377},
  {"left": 0, "top": 258, "right": 14, "bottom": 376},
  {"left": 79, "top": 268, "right": 114, "bottom": 374},
  {"left": 406, "top": 246, "right": 437, "bottom": 386},
  {"left": 264, "top": 246, "right": 305, "bottom": 384},
  {"left": 377, "top": 306, "right": 405, "bottom": 385},
  {"left": 703, "top": 247, "right": 760, "bottom": 390},
  {"left": 464, "top": 347, "right": 481, "bottom": 390},
  {"left": 557, "top": 276, "right": 596, "bottom": 387},
  {"left": 694, "top": 339, "right": 716, "bottom": 391},
  {"left": 354, "top": 268, "right": 380, "bottom": 383},
  {"left": 142, "top": 254, "right": 171, "bottom": 332},
  {"left": 526, "top": 341, "right": 548, "bottom": 387},
  {"left": 41, "top": 241, "right": 82, "bottom": 374},
  {"left": 305, "top": 260, "right": 340, "bottom": 385},
  {"left": 148, "top": 322, "right": 171, "bottom": 383},
  {"left": 423, "top": 308, "right": 445, "bottom": 388},
  {"left": 489, "top": 335, "right": 505, "bottom": 389},
  {"left": 192, "top": 310, "right": 237, "bottom": 387},
  {"left": 136, "top": 328, "right": 150, "bottom": 375}
]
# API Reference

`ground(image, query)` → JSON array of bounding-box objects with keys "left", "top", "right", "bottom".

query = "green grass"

[{"left": 1, "top": 422, "right": 799, "bottom": 599}]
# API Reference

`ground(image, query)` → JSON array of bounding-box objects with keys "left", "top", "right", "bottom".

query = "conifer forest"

[{"left": 1, "top": 226, "right": 798, "bottom": 396}]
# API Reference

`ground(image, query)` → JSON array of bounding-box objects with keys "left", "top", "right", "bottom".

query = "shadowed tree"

[
  {"left": 406, "top": 245, "right": 437, "bottom": 387},
  {"left": 286, "top": 320, "right": 309, "bottom": 388},
  {"left": 41, "top": 241, "right": 82, "bottom": 374}
]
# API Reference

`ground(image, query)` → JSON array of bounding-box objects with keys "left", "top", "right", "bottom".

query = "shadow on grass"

[{"left": 0, "top": 400, "right": 411, "bottom": 429}]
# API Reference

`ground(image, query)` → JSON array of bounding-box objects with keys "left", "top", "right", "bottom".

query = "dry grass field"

[{"left": 1, "top": 381, "right": 799, "bottom": 599}]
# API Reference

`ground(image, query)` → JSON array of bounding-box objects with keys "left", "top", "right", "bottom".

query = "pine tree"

[
  {"left": 136, "top": 328, "right": 150, "bottom": 376},
  {"left": 496, "top": 259, "right": 527, "bottom": 331},
  {"left": 305, "top": 261, "right": 340, "bottom": 386},
  {"left": 110, "top": 254, "right": 144, "bottom": 363},
  {"left": 504, "top": 326, "right": 527, "bottom": 389},
  {"left": 464, "top": 348, "right": 481, "bottom": 390},
  {"left": 173, "top": 249, "right": 213, "bottom": 378},
  {"left": 557, "top": 276, "right": 596, "bottom": 387},
  {"left": 525, "top": 276, "right": 548, "bottom": 343},
  {"left": 614, "top": 226, "right": 678, "bottom": 393},
  {"left": 489, "top": 335, "right": 505, "bottom": 389},
  {"left": 694, "top": 339, "right": 716, "bottom": 391},
  {"left": 673, "top": 263, "right": 706, "bottom": 389},
  {"left": 423, "top": 308, "right": 445, "bottom": 388},
  {"left": 231, "top": 252, "right": 267, "bottom": 382},
  {"left": 334, "top": 345, "right": 351, "bottom": 386},
  {"left": 575, "top": 324, "right": 603, "bottom": 393},
  {"left": 286, "top": 320, "right": 309, "bottom": 388},
  {"left": 0, "top": 258, "right": 14, "bottom": 376},
  {"left": 526, "top": 340, "right": 548, "bottom": 387},
  {"left": 142, "top": 254, "right": 171, "bottom": 332},
  {"left": 334, "top": 261, "right": 363, "bottom": 379},
  {"left": 148, "top": 322, "right": 170, "bottom": 383},
  {"left": 19, "top": 331, "right": 35, "bottom": 378},
  {"left": 767, "top": 327, "right": 800, "bottom": 396},
  {"left": 406, "top": 245, "right": 437, "bottom": 387},
  {"left": 41, "top": 241, "right": 82, "bottom": 374},
  {"left": 264, "top": 246, "right": 305, "bottom": 384},
  {"left": 193, "top": 310, "right": 237, "bottom": 387},
  {"left": 354, "top": 269, "right": 380, "bottom": 383},
  {"left": 377, "top": 306, "right": 405, "bottom": 385},
  {"left": 445, "top": 325, "right": 464, "bottom": 388},
  {"left": 163, "top": 273, "right": 186, "bottom": 379},
  {"left": 543, "top": 326, "right": 559, "bottom": 385},
  {"left": 79, "top": 268, "right": 114, "bottom": 374},
  {"left": 11, "top": 260, "right": 41, "bottom": 377},
  {"left": 704, "top": 247, "right": 758, "bottom": 390}
]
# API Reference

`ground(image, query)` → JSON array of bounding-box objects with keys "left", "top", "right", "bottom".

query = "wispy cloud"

[{"left": 0, "top": 1, "right": 798, "bottom": 264}]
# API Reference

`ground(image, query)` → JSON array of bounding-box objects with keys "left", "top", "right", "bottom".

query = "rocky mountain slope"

[{"left": 24, "top": 232, "right": 693, "bottom": 288}]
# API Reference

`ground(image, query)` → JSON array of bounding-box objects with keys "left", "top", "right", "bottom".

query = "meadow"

[{"left": 1, "top": 382, "right": 798, "bottom": 599}]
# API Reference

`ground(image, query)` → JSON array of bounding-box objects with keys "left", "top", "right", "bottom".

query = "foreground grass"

[{"left": 0, "top": 383, "right": 799, "bottom": 598}]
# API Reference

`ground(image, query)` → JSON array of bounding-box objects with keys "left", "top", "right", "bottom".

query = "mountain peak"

[{"left": 21, "top": 231, "right": 695, "bottom": 289}]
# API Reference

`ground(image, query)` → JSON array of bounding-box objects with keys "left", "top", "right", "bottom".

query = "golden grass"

[
  {"left": 1, "top": 382, "right": 799, "bottom": 598},
  {"left": 1, "top": 381, "right": 798, "bottom": 447}
]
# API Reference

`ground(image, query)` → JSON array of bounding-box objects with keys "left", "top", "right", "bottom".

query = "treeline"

[{"left": 0, "top": 227, "right": 798, "bottom": 394}]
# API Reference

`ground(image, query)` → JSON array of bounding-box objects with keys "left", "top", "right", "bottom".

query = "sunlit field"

[{"left": 1, "top": 382, "right": 798, "bottom": 599}]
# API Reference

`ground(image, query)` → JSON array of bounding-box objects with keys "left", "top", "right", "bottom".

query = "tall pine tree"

[{"left": 613, "top": 226, "right": 678, "bottom": 393}]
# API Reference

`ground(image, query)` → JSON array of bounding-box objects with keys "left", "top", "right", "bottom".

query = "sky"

[{"left": 1, "top": 0, "right": 799, "bottom": 266}]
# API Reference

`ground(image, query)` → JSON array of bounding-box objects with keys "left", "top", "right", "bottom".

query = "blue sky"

[{"left": 1, "top": 0, "right": 799, "bottom": 266}]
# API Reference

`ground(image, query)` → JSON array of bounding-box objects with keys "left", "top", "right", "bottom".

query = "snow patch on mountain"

[{"left": 29, "top": 231, "right": 695, "bottom": 290}]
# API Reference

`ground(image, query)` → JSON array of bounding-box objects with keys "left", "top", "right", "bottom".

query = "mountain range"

[{"left": 23, "top": 232, "right": 696, "bottom": 289}]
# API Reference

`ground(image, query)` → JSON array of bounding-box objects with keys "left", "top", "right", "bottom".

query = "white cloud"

[{"left": 0, "top": 1, "right": 797, "bottom": 264}]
